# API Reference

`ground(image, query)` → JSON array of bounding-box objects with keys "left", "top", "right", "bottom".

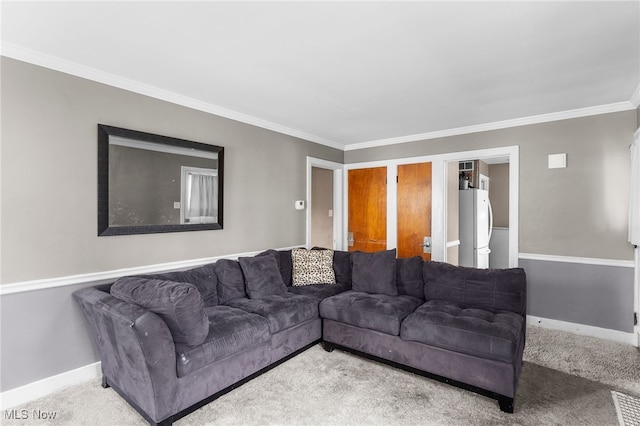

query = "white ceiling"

[{"left": 2, "top": 1, "right": 639, "bottom": 151}]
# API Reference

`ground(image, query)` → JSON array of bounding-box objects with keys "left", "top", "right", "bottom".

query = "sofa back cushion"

[
  {"left": 351, "top": 249, "right": 398, "bottom": 296},
  {"left": 396, "top": 256, "right": 425, "bottom": 300},
  {"left": 239, "top": 253, "right": 288, "bottom": 298},
  {"left": 257, "top": 248, "right": 298, "bottom": 288},
  {"left": 139, "top": 263, "right": 218, "bottom": 307},
  {"left": 277, "top": 250, "right": 294, "bottom": 286},
  {"left": 422, "top": 261, "right": 526, "bottom": 315},
  {"left": 332, "top": 250, "right": 353, "bottom": 286},
  {"left": 110, "top": 277, "right": 209, "bottom": 346},
  {"left": 214, "top": 259, "right": 247, "bottom": 304}
]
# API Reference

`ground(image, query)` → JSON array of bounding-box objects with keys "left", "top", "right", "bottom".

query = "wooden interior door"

[
  {"left": 397, "top": 162, "right": 432, "bottom": 260},
  {"left": 348, "top": 167, "right": 387, "bottom": 252}
]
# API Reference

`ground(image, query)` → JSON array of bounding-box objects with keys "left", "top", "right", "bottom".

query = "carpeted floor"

[{"left": 3, "top": 325, "right": 639, "bottom": 425}]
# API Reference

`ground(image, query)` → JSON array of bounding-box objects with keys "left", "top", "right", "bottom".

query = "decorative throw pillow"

[
  {"left": 110, "top": 277, "right": 209, "bottom": 346},
  {"left": 239, "top": 253, "right": 288, "bottom": 299},
  {"left": 351, "top": 249, "right": 398, "bottom": 296},
  {"left": 139, "top": 262, "right": 218, "bottom": 307},
  {"left": 291, "top": 248, "right": 336, "bottom": 286}
]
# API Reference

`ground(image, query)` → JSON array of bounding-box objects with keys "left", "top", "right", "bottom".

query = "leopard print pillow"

[{"left": 291, "top": 248, "right": 336, "bottom": 286}]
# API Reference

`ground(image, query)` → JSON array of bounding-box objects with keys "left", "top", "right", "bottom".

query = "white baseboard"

[
  {"left": 0, "top": 362, "right": 101, "bottom": 410},
  {"left": 527, "top": 315, "right": 637, "bottom": 346}
]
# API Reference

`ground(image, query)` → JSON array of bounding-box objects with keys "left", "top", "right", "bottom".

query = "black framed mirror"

[{"left": 98, "top": 124, "right": 224, "bottom": 236}]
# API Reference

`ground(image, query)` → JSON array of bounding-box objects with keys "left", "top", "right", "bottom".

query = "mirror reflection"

[{"left": 98, "top": 125, "right": 224, "bottom": 236}]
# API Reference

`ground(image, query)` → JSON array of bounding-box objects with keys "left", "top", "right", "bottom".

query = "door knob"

[{"left": 420, "top": 236, "right": 432, "bottom": 253}]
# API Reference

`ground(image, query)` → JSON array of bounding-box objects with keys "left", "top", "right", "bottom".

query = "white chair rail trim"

[{"left": 0, "top": 246, "right": 302, "bottom": 296}]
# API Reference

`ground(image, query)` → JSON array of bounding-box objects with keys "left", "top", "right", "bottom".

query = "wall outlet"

[{"left": 173, "top": 202, "right": 181, "bottom": 209}]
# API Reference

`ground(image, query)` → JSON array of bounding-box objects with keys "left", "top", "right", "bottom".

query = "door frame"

[
  {"left": 306, "top": 157, "right": 344, "bottom": 250},
  {"left": 344, "top": 145, "right": 519, "bottom": 267}
]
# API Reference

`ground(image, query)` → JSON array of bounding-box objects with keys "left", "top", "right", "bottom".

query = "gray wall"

[
  {"left": 1, "top": 283, "right": 103, "bottom": 392},
  {"left": 1, "top": 57, "right": 342, "bottom": 284},
  {"left": 346, "top": 110, "right": 637, "bottom": 334},
  {"left": 0, "top": 57, "right": 343, "bottom": 392},
  {"left": 488, "top": 163, "right": 509, "bottom": 228},
  {"left": 346, "top": 111, "right": 636, "bottom": 261},
  {"left": 521, "top": 258, "right": 635, "bottom": 332}
]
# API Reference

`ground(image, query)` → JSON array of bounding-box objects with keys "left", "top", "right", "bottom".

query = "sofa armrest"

[{"left": 74, "top": 288, "right": 178, "bottom": 423}]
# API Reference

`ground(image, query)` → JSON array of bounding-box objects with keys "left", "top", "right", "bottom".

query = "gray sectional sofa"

[{"left": 74, "top": 247, "right": 526, "bottom": 425}]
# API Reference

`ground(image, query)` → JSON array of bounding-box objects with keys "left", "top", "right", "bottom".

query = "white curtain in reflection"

[
  {"left": 629, "top": 131, "right": 639, "bottom": 246},
  {"left": 187, "top": 172, "right": 217, "bottom": 223}
]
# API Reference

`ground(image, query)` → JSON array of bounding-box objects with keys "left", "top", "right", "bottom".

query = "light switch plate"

[
  {"left": 295, "top": 200, "right": 305, "bottom": 210},
  {"left": 548, "top": 153, "right": 567, "bottom": 169}
]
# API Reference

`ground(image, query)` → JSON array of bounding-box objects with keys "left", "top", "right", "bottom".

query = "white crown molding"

[
  {"left": 0, "top": 42, "right": 345, "bottom": 151},
  {"left": 2, "top": 42, "right": 637, "bottom": 153},
  {"left": 345, "top": 101, "right": 637, "bottom": 151},
  {"left": 519, "top": 252, "right": 635, "bottom": 268}
]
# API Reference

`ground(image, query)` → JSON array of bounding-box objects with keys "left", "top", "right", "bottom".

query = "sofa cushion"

[
  {"left": 239, "top": 253, "right": 287, "bottom": 299},
  {"left": 257, "top": 249, "right": 280, "bottom": 264},
  {"left": 423, "top": 261, "right": 527, "bottom": 315},
  {"left": 332, "top": 250, "right": 353, "bottom": 285},
  {"left": 401, "top": 300, "right": 525, "bottom": 363},
  {"left": 351, "top": 249, "right": 398, "bottom": 296},
  {"left": 214, "top": 259, "right": 246, "bottom": 304},
  {"left": 138, "top": 263, "right": 218, "bottom": 307},
  {"left": 226, "top": 293, "right": 319, "bottom": 333},
  {"left": 311, "top": 247, "right": 353, "bottom": 286},
  {"left": 277, "top": 249, "right": 294, "bottom": 286},
  {"left": 175, "top": 305, "right": 271, "bottom": 377},
  {"left": 396, "top": 256, "right": 424, "bottom": 300},
  {"left": 292, "top": 248, "right": 336, "bottom": 286},
  {"left": 319, "top": 291, "right": 422, "bottom": 336},
  {"left": 287, "top": 281, "right": 351, "bottom": 300},
  {"left": 111, "top": 277, "right": 209, "bottom": 346}
]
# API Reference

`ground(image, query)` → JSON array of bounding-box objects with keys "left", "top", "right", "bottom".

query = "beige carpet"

[{"left": 4, "top": 326, "right": 639, "bottom": 426}]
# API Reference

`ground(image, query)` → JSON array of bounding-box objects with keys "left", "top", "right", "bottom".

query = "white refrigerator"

[{"left": 459, "top": 189, "right": 493, "bottom": 268}]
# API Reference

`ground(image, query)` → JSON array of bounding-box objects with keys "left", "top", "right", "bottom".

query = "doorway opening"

[
  {"left": 442, "top": 147, "right": 517, "bottom": 268},
  {"left": 447, "top": 158, "right": 510, "bottom": 268},
  {"left": 311, "top": 167, "right": 334, "bottom": 249},
  {"left": 306, "top": 157, "right": 344, "bottom": 250}
]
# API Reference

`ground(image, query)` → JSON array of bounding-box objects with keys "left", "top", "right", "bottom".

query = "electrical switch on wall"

[{"left": 295, "top": 200, "right": 305, "bottom": 210}]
